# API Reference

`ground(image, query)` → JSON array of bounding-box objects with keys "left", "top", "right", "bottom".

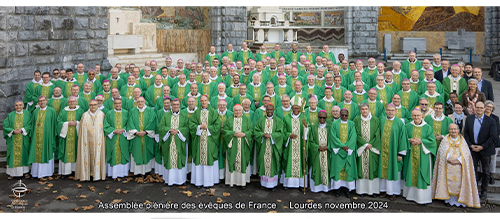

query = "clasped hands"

[
  {"left": 113, "top": 129, "right": 125, "bottom": 135},
  {"left": 470, "top": 145, "right": 484, "bottom": 152}
]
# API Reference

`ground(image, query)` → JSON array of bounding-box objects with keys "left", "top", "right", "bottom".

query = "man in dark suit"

[
  {"left": 474, "top": 67, "right": 494, "bottom": 101},
  {"left": 463, "top": 101, "right": 498, "bottom": 199},
  {"left": 434, "top": 59, "right": 449, "bottom": 83}
]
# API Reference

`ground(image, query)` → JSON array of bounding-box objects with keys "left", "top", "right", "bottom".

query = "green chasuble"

[
  {"left": 198, "top": 82, "right": 216, "bottom": 99},
  {"left": 304, "top": 108, "right": 323, "bottom": 127},
  {"left": 361, "top": 100, "right": 384, "bottom": 119},
  {"left": 140, "top": 76, "right": 154, "bottom": 88},
  {"left": 255, "top": 52, "right": 268, "bottom": 62},
  {"left": 275, "top": 85, "right": 293, "bottom": 98},
  {"left": 420, "top": 92, "right": 445, "bottom": 110},
  {"left": 158, "top": 111, "right": 189, "bottom": 170},
  {"left": 254, "top": 116, "right": 284, "bottom": 177},
  {"left": 424, "top": 114, "right": 453, "bottom": 151},
  {"left": 392, "top": 71, "right": 409, "bottom": 86},
  {"left": 103, "top": 109, "right": 130, "bottom": 166},
  {"left": 270, "top": 50, "right": 285, "bottom": 60},
  {"left": 188, "top": 108, "right": 221, "bottom": 166},
  {"left": 353, "top": 91, "right": 368, "bottom": 105},
  {"left": 385, "top": 81, "right": 401, "bottom": 94},
  {"left": 210, "top": 95, "right": 234, "bottom": 110},
  {"left": 28, "top": 107, "right": 57, "bottom": 164},
  {"left": 204, "top": 53, "right": 221, "bottom": 66},
  {"left": 318, "top": 97, "right": 338, "bottom": 120},
  {"left": 3, "top": 110, "right": 32, "bottom": 167},
  {"left": 79, "top": 91, "right": 96, "bottom": 104},
  {"left": 238, "top": 49, "right": 254, "bottom": 65},
  {"left": 305, "top": 52, "right": 317, "bottom": 64},
  {"left": 100, "top": 91, "right": 111, "bottom": 102},
  {"left": 318, "top": 51, "right": 337, "bottom": 64},
  {"left": 24, "top": 80, "right": 41, "bottom": 111},
  {"left": 378, "top": 117, "right": 409, "bottom": 180},
  {"left": 222, "top": 50, "right": 238, "bottom": 63},
  {"left": 74, "top": 73, "right": 88, "bottom": 87},
  {"left": 217, "top": 110, "right": 233, "bottom": 170},
  {"left": 418, "top": 79, "right": 444, "bottom": 96},
  {"left": 353, "top": 115, "right": 381, "bottom": 180},
  {"left": 332, "top": 86, "right": 347, "bottom": 102},
  {"left": 442, "top": 76, "right": 467, "bottom": 102},
  {"left": 60, "top": 96, "right": 89, "bottom": 113},
  {"left": 397, "top": 90, "right": 420, "bottom": 111},
  {"left": 145, "top": 84, "right": 164, "bottom": 107},
  {"left": 282, "top": 113, "right": 310, "bottom": 178},
  {"left": 252, "top": 106, "right": 267, "bottom": 126},
  {"left": 127, "top": 106, "right": 156, "bottom": 165},
  {"left": 338, "top": 101, "right": 360, "bottom": 120},
  {"left": 409, "top": 79, "right": 420, "bottom": 94},
  {"left": 285, "top": 51, "right": 303, "bottom": 64},
  {"left": 274, "top": 106, "right": 292, "bottom": 120},
  {"left": 109, "top": 76, "right": 125, "bottom": 91},
  {"left": 48, "top": 96, "right": 65, "bottom": 115},
  {"left": 56, "top": 106, "right": 84, "bottom": 163},
  {"left": 309, "top": 123, "right": 332, "bottom": 186},
  {"left": 82, "top": 79, "right": 103, "bottom": 94},
  {"left": 329, "top": 120, "right": 357, "bottom": 182},
  {"left": 403, "top": 122, "right": 436, "bottom": 189},
  {"left": 120, "top": 84, "right": 141, "bottom": 100},
  {"left": 401, "top": 59, "right": 422, "bottom": 76},
  {"left": 223, "top": 115, "right": 254, "bottom": 173},
  {"left": 171, "top": 82, "right": 191, "bottom": 103},
  {"left": 432, "top": 63, "right": 442, "bottom": 72},
  {"left": 34, "top": 82, "right": 55, "bottom": 101},
  {"left": 375, "top": 85, "right": 394, "bottom": 108}
]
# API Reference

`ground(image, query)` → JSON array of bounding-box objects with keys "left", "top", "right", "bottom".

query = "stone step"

[
  {"left": 0, "top": 167, "right": 5, "bottom": 174},
  {"left": 488, "top": 193, "right": 500, "bottom": 205},
  {"left": 109, "top": 52, "right": 166, "bottom": 59},
  {"left": 493, "top": 167, "right": 500, "bottom": 180}
]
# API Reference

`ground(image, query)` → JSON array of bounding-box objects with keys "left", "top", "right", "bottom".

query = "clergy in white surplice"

[
  {"left": 158, "top": 98, "right": 189, "bottom": 186},
  {"left": 353, "top": 103, "right": 381, "bottom": 197},
  {"left": 223, "top": 104, "right": 254, "bottom": 188}
]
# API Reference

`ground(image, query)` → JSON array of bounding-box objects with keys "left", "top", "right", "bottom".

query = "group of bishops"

[{"left": 4, "top": 42, "right": 495, "bottom": 209}]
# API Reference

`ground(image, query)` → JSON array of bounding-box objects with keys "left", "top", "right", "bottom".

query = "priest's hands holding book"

[
  {"left": 170, "top": 129, "right": 179, "bottom": 136},
  {"left": 234, "top": 132, "right": 245, "bottom": 138},
  {"left": 113, "top": 129, "right": 125, "bottom": 135},
  {"left": 68, "top": 120, "right": 77, "bottom": 127}
]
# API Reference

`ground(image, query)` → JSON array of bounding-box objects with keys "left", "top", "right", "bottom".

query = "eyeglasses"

[
  {"left": 318, "top": 117, "right": 327, "bottom": 119},
  {"left": 420, "top": 103, "right": 428, "bottom": 106},
  {"left": 341, "top": 114, "right": 349, "bottom": 117}
]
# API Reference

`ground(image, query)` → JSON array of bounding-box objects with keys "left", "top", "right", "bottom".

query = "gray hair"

[
  {"left": 359, "top": 102, "right": 369, "bottom": 109},
  {"left": 144, "top": 66, "right": 151, "bottom": 70},
  {"left": 111, "top": 67, "right": 118, "bottom": 73},
  {"left": 281, "top": 94, "right": 290, "bottom": 100},
  {"left": 468, "top": 78, "right": 478, "bottom": 85},
  {"left": 419, "top": 97, "right": 429, "bottom": 103},
  {"left": 485, "top": 100, "right": 495, "bottom": 110}
]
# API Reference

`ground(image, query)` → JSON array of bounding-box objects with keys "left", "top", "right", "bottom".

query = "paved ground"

[{"left": 0, "top": 174, "right": 497, "bottom": 213}]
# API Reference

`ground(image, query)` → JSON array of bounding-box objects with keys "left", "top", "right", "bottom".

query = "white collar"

[
  {"left": 241, "top": 48, "right": 249, "bottom": 52},
  {"left": 163, "top": 108, "right": 170, "bottom": 113},
  {"left": 218, "top": 93, "right": 227, "bottom": 99},
  {"left": 187, "top": 107, "right": 197, "bottom": 113},
  {"left": 449, "top": 75, "right": 461, "bottom": 81},
  {"left": 188, "top": 92, "right": 201, "bottom": 98},
  {"left": 98, "top": 105, "right": 104, "bottom": 110},
  {"left": 421, "top": 66, "right": 433, "bottom": 71},
  {"left": 114, "top": 109, "right": 122, "bottom": 113},
  {"left": 353, "top": 89, "right": 366, "bottom": 95},
  {"left": 172, "top": 110, "right": 180, "bottom": 115},
  {"left": 376, "top": 84, "right": 385, "bottom": 90},
  {"left": 402, "top": 89, "right": 411, "bottom": 93},
  {"left": 87, "top": 78, "right": 96, "bottom": 83},
  {"left": 143, "top": 74, "right": 153, "bottom": 79},
  {"left": 65, "top": 78, "right": 77, "bottom": 82},
  {"left": 208, "top": 52, "right": 216, "bottom": 56},
  {"left": 323, "top": 50, "right": 331, "bottom": 54},
  {"left": 266, "top": 116, "right": 273, "bottom": 120},
  {"left": 392, "top": 69, "right": 401, "bottom": 74},
  {"left": 361, "top": 113, "right": 372, "bottom": 121},
  {"left": 295, "top": 90, "right": 302, "bottom": 95},
  {"left": 395, "top": 104, "right": 402, "bottom": 109},
  {"left": 409, "top": 78, "right": 419, "bottom": 83},
  {"left": 239, "top": 93, "right": 247, "bottom": 98},
  {"left": 83, "top": 91, "right": 91, "bottom": 95},
  {"left": 432, "top": 112, "right": 445, "bottom": 121},
  {"left": 259, "top": 51, "right": 267, "bottom": 55},
  {"left": 309, "top": 107, "right": 317, "bottom": 113},
  {"left": 64, "top": 105, "right": 80, "bottom": 111},
  {"left": 340, "top": 120, "right": 348, "bottom": 124},
  {"left": 291, "top": 113, "right": 301, "bottom": 119},
  {"left": 319, "top": 122, "right": 326, "bottom": 128},
  {"left": 334, "top": 85, "right": 342, "bottom": 89},
  {"left": 154, "top": 83, "right": 163, "bottom": 88},
  {"left": 368, "top": 66, "right": 376, "bottom": 70},
  {"left": 353, "top": 80, "right": 365, "bottom": 85},
  {"left": 15, "top": 110, "right": 23, "bottom": 114},
  {"left": 407, "top": 58, "right": 418, "bottom": 64},
  {"left": 137, "top": 106, "right": 146, "bottom": 112},
  {"left": 433, "top": 62, "right": 441, "bottom": 67},
  {"left": 411, "top": 120, "right": 427, "bottom": 127},
  {"left": 110, "top": 75, "right": 120, "bottom": 81},
  {"left": 341, "top": 68, "right": 349, "bottom": 71},
  {"left": 201, "top": 107, "right": 209, "bottom": 111},
  {"left": 41, "top": 81, "right": 53, "bottom": 86},
  {"left": 386, "top": 116, "right": 395, "bottom": 121},
  {"left": 266, "top": 92, "right": 275, "bottom": 97},
  {"left": 89, "top": 111, "right": 96, "bottom": 116},
  {"left": 218, "top": 109, "right": 227, "bottom": 115},
  {"left": 424, "top": 78, "right": 436, "bottom": 83},
  {"left": 282, "top": 105, "right": 291, "bottom": 111},
  {"left": 279, "top": 84, "right": 287, "bottom": 88},
  {"left": 424, "top": 91, "right": 440, "bottom": 98},
  {"left": 51, "top": 95, "right": 63, "bottom": 100},
  {"left": 252, "top": 82, "right": 261, "bottom": 87},
  {"left": 243, "top": 109, "right": 251, "bottom": 114},
  {"left": 39, "top": 106, "right": 47, "bottom": 110},
  {"left": 201, "top": 80, "right": 211, "bottom": 85},
  {"left": 323, "top": 96, "right": 335, "bottom": 102},
  {"left": 368, "top": 99, "right": 377, "bottom": 103},
  {"left": 77, "top": 72, "right": 85, "bottom": 76},
  {"left": 344, "top": 100, "right": 352, "bottom": 105},
  {"left": 384, "top": 80, "right": 394, "bottom": 85},
  {"left": 227, "top": 50, "right": 234, "bottom": 53},
  {"left": 209, "top": 75, "right": 218, "bottom": 80}
]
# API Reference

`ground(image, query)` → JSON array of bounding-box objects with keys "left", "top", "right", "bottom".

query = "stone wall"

[
  {"left": 211, "top": 7, "right": 247, "bottom": 55},
  {"left": 484, "top": 6, "right": 500, "bottom": 63},
  {"left": 0, "top": 6, "right": 111, "bottom": 128},
  {"left": 344, "top": 6, "right": 379, "bottom": 57}
]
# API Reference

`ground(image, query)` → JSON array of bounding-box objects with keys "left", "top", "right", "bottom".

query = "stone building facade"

[
  {"left": 0, "top": 6, "right": 111, "bottom": 126},
  {"left": 210, "top": 6, "right": 248, "bottom": 55}
]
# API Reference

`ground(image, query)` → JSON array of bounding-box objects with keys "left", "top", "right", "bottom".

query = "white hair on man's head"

[
  {"left": 144, "top": 66, "right": 151, "bottom": 70},
  {"left": 242, "top": 98, "right": 251, "bottom": 104},
  {"left": 111, "top": 67, "right": 118, "bottom": 72}
]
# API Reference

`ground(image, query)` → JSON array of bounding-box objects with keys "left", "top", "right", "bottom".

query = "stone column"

[
  {"left": 211, "top": 6, "right": 248, "bottom": 55},
  {"left": 345, "top": 6, "right": 379, "bottom": 58}
]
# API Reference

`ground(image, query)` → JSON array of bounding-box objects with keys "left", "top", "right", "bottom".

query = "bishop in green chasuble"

[
  {"left": 188, "top": 95, "right": 221, "bottom": 188},
  {"left": 309, "top": 110, "right": 332, "bottom": 193},
  {"left": 402, "top": 109, "right": 436, "bottom": 205},
  {"left": 281, "top": 97, "right": 310, "bottom": 189},
  {"left": 56, "top": 96, "right": 84, "bottom": 176},
  {"left": 127, "top": 97, "right": 157, "bottom": 175},
  {"left": 103, "top": 98, "right": 130, "bottom": 179},
  {"left": 329, "top": 109, "right": 357, "bottom": 197},
  {"left": 254, "top": 104, "right": 284, "bottom": 189},
  {"left": 158, "top": 99, "right": 189, "bottom": 186},
  {"left": 3, "top": 101, "right": 32, "bottom": 178},
  {"left": 29, "top": 96, "right": 57, "bottom": 179},
  {"left": 354, "top": 103, "right": 381, "bottom": 196},
  {"left": 223, "top": 105, "right": 254, "bottom": 187}
]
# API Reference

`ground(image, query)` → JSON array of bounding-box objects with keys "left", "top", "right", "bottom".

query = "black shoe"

[
  {"left": 334, "top": 190, "right": 341, "bottom": 197},
  {"left": 373, "top": 194, "right": 378, "bottom": 198},
  {"left": 271, "top": 188, "right": 276, "bottom": 192},
  {"left": 283, "top": 187, "right": 288, "bottom": 190},
  {"left": 480, "top": 192, "right": 488, "bottom": 200},
  {"left": 241, "top": 186, "right": 246, "bottom": 190},
  {"left": 196, "top": 186, "right": 202, "bottom": 189},
  {"left": 344, "top": 189, "right": 351, "bottom": 198},
  {"left": 490, "top": 174, "right": 495, "bottom": 184}
]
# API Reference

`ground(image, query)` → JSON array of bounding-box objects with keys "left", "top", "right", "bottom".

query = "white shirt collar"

[
  {"left": 291, "top": 113, "right": 301, "bottom": 119},
  {"left": 432, "top": 112, "right": 445, "bottom": 121},
  {"left": 392, "top": 69, "right": 401, "bottom": 74},
  {"left": 15, "top": 110, "right": 23, "bottom": 114},
  {"left": 218, "top": 109, "right": 227, "bottom": 115},
  {"left": 154, "top": 83, "right": 163, "bottom": 88},
  {"left": 187, "top": 106, "right": 197, "bottom": 113},
  {"left": 127, "top": 83, "right": 137, "bottom": 87},
  {"left": 89, "top": 111, "right": 96, "bottom": 116},
  {"left": 114, "top": 109, "right": 122, "bottom": 113},
  {"left": 282, "top": 105, "right": 291, "bottom": 111},
  {"left": 163, "top": 108, "right": 170, "bottom": 113},
  {"left": 411, "top": 120, "right": 427, "bottom": 127},
  {"left": 340, "top": 119, "right": 348, "bottom": 124},
  {"left": 52, "top": 95, "right": 63, "bottom": 100},
  {"left": 361, "top": 113, "right": 372, "bottom": 121},
  {"left": 424, "top": 91, "right": 440, "bottom": 98},
  {"left": 64, "top": 106, "right": 80, "bottom": 111},
  {"left": 137, "top": 106, "right": 146, "bottom": 112},
  {"left": 323, "top": 96, "right": 335, "bottom": 102},
  {"left": 386, "top": 116, "right": 395, "bottom": 121},
  {"left": 319, "top": 122, "right": 326, "bottom": 128}
]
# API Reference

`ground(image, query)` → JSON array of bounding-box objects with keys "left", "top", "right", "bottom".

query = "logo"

[{"left": 12, "top": 180, "right": 28, "bottom": 198}]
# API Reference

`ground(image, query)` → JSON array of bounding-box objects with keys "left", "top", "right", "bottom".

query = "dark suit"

[
  {"left": 479, "top": 78, "right": 494, "bottom": 101},
  {"left": 434, "top": 69, "right": 449, "bottom": 83},
  {"left": 463, "top": 114, "right": 498, "bottom": 194}
]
